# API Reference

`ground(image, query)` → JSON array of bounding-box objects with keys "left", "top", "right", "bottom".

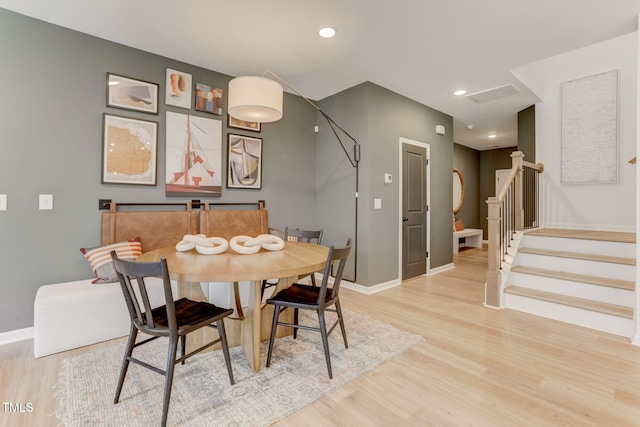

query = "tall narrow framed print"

[
  {"left": 102, "top": 114, "right": 158, "bottom": 185},
  {"left": 227, "top": 134, "right": 262, "bottom": 189},
  {"left": 166, "top": 112, "right": 222, "bottom": 197},
  {"left": 561, "top": 70, "right": 618, "bottom": 184}
]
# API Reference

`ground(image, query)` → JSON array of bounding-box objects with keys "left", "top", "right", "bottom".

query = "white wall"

[{"left": 512, "top": 32, "right": 637, "bottom": 231}]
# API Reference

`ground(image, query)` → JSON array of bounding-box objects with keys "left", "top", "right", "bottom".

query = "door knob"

[{"left": 402, "top": 217, "right": 409, "bottom": 222}]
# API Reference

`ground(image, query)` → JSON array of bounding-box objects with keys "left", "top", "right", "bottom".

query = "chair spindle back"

[{"left": 111, "top": 251, "right": 177, "bottom": 331}]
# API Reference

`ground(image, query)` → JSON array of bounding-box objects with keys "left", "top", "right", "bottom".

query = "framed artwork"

[
  {"left": 195, "top": 83, "right": 223, "bottom": 115},
  {"left": 102, "top": 114, "right": 157, "bottom": 185},
  {"left": 165, "top": 68, "right": 192, "bottom": 109},
  {"left": 561, "top": 69, "right": 618, "bottom": 184},
  {"left": 227, "top": 133, "right": 262, "bottom": 189},
  {"left": 106, "top": 73, "right": 159, "bottom": 114},
  {"left": 165, "top": 112, "right": 222, "bottom": 197},
  {"left": 228, "top": 115, "right": 261, "bottom": 132}
]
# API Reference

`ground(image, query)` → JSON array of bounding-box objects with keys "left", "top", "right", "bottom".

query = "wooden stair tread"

[
  {"left": 505, "top": 286, "right": 634, "bottom": 319},
  {"left": 518, "top": 247, "right": 635, "bottom": 266},
  {"left": 511, "top": 265, "right": 635, "bottom": 291},
  {"left": 525, "top": 228, "right": 636, "bottom": 243}
]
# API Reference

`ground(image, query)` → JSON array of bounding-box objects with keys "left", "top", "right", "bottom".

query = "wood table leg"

[
  {"left": 241, "top": 276, "right": 296, "bottom": 372},
  {"left": 240, "top": 280, "right": 261, "bottom": 372},
  {"left": 180, "top": 278, "right": 296, "bottom": 373}
]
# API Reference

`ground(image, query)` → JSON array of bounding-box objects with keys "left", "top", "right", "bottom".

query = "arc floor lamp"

[{"left": 228, "top": 70, "right": 360, "bottom": 280}]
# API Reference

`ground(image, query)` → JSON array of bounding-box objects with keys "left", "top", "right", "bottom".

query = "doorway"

[
  {"left": 496, "top": 169, "right": 511, "bottom": 195},
  {"left": 398, "top": 138, "right": 430, "bottom": 281}
]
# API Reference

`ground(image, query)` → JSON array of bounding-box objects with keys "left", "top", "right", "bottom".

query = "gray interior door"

[{"left": 402, "top": 143, "right": 427, "bottom": 280}]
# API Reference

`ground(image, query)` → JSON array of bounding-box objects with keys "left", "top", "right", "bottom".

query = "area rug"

[{"left": 54, "top": 309, "right": 423, "bottom": 426}]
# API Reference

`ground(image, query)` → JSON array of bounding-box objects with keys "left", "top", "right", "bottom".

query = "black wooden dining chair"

[
  {"left": 110, "top": 251, "right": 235, "bottom": 427},
  {"left": 261, "top": 227, "right": 324, "bottom": 298},
  {"left": 265, "top": 239, "right": 351, "bottom": 379}
]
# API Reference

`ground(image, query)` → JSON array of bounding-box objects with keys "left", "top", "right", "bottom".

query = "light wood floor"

[{"left": 3, "top": 247, "right": 640, "bottom": 426}]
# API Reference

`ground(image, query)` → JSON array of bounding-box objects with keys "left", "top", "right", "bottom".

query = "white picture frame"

[
  {"left": 561, "top": 70, "right": 618, "bottom": 184},
  {"left": 165, "top": 68, "right": 192, "bottom": 109}
]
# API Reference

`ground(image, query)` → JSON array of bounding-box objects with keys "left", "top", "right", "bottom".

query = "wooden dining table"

[{"left": 136, "top": 241, "right": 329, "bottom": 372}]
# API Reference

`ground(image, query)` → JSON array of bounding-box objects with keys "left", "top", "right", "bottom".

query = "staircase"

[{"left": 503, "top": 228, "right": 636, "bottom": 337}]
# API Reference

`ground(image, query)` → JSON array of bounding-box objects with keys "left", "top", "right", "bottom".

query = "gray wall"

[
  {"left": 453, "top": 143, "right": 481, "bottom": 230},
  {"left": 479, "top": 147, "right": 517, "bottom": 236},
  {"left": 518, "top": 105, "right": 536, "bottom": 163},
  {"left": 0, "top": 9, "right": 317, "bottom": 333},
  {"left": 317, "top": 83, "right": 454, "bottom": 286},
  {"left": 0, "top": 9, "right": 459, "bottom": 332}
]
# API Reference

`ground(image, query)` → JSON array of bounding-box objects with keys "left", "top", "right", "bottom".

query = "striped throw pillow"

[{"left": 80, "top": 237, "right": 142, "bottom": 284}]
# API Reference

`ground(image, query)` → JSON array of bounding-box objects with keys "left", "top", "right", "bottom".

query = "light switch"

[
  {"left": 374, "top": 198, "right": 382, "bottom": 210},
  {"left": 0, "top": 194, "right": 6, "bottom": 211},
  {"left": 39, "top": 194, "right": 53, "bottom": 210}
]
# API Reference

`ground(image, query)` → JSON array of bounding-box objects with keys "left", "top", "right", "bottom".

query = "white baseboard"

[
  {"left": 428, "top": 262, "right": 454, "bottom": 275},
  {"left": 0, "top": 327, "right": 34, "bottom": 346},
  {"left": 341, "top": 278, "right": 402, "bottom": 295},
  {"left": 337, "top": 262, "right": 455, "bottom": 293}
]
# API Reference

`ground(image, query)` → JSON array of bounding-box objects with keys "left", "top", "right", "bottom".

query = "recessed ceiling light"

[
  {"left": 454, "top": 90, "right": 466, "bottom": 96},
  {"left": 488, "top": 134, "right": 497, "bottom": 139},
  {"left": 466, "top": 124, "right": 474, "bottom": 130},
  {"left": 319, "top": 27, "right": 336, "bottom": 38}
]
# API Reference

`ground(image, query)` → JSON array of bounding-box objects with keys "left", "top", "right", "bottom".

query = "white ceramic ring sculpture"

[
  {"left": 176, "top": 234, "right": 229, "bottom": 255},
  {"left": 183, "top": 234, "right": 214, "bottom": 247},
  {"left": 175, "top": 233, "right": 208, "bottom": 251},
  {"left": 230, "top": 235, "right": 261, "bottom": 254},
  {"left": 245, "top": 234, "right": 285, "bottom": 251},
  {"left": 195, "top": 237, "right": 229, "bottom": 255}
]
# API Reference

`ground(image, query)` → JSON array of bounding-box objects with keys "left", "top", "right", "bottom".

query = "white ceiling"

[{"left": 2, "top": 1, "right": 638, "bottom": 150}]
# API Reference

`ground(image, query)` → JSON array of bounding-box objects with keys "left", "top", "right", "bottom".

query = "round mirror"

[{"left": 453, "top": 168, "right": 464, "bottom": 214}]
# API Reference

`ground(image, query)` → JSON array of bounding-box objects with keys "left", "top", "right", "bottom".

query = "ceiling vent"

[{"left": 466, "top": 84, "right": 520, "bottom": 102}]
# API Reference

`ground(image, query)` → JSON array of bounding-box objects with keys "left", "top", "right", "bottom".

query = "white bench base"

[
  {"left": 34, "top": 278, "right": 174, "bottom": 358},
  {"left": 453, "top": 229, "right": 483, "bottom": 254}
]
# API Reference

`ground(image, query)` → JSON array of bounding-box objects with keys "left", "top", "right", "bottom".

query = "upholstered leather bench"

[
  {"left": 33, "top": 202, "right": 269, "bottom": 358},
  {"left": 34, "top": 205, "right": 198, "bottom": 358}
]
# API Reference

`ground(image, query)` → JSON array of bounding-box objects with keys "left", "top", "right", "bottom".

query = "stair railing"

[{"left": 485, "top": 151, "right": 544, "bottom": 307}]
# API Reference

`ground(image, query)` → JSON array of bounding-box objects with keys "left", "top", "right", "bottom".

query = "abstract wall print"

[
  {"left": 102, "top": 114, "right": 157, "bottom": 185},
  {"left": 195, "top": 83, "right": 223, "bottom": 115},
  {"left": 228, "top": 115, "right": 261, "bottom": 132},
  {"left": 227, "top": 134, "right": 262, "bottom": 189},
  {"left": 165, "top": 68, "right": 192, "bottom": 109},
  {"left": 561, "top": 69, "right": 618, "bottom": 184},
  {"left": 166, "top": 112, "right": 222, "bottom": 196},
  {"left": 106, "top": 73, "right": 158, "bottom": 114}
]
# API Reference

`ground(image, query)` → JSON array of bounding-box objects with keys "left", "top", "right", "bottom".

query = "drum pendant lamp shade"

[{"left": 228, "top": 76, "right": 283, "bottom": 123}]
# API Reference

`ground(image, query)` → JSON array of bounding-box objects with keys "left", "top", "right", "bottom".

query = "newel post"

[
  {"left": 485, "top": 196, "right": 501, "bottom": 307},
  {"left": 511, "top": 151, "right": 524, "bottom": 231}
]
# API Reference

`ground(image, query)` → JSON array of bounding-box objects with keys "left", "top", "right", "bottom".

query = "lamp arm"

[
  {"left": 263, "top": 69, "right": 359, "bottom": 168},
  {"left": 263, "top": 69, "right": 322, "bottom": 112},
  {"left": 321, "top": 111, "right": 359, "bottom": 168}
]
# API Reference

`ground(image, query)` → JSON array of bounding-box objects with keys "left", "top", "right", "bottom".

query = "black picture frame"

[
  {"left": 228, "top": 115, "right": 261, "bottom": 132},
  {"left": 102, "top": 113, "right": 158, "bottom": 185},
  {"left": 106, "top": 73, "right": 159, "bottom": 115},
  {"left": 226, "top": 133, "right": 263, "bottom": 189}
]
